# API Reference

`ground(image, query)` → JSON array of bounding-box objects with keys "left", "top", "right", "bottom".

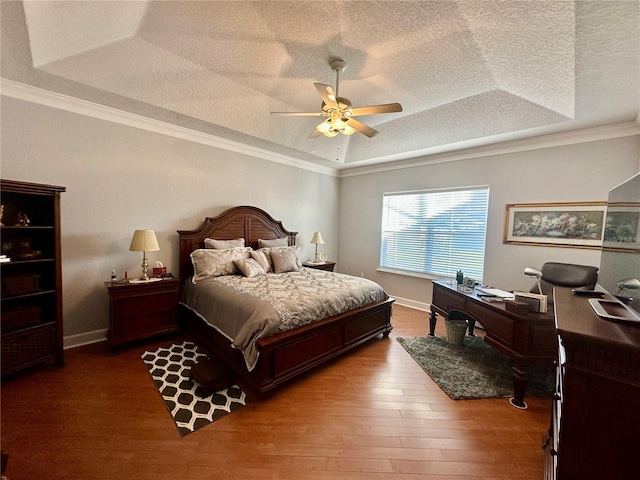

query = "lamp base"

[{"left": 140, "top": 253, "right": 150, "bottom": 281}]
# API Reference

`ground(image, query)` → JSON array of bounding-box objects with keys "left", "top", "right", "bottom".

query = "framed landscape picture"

[
  {"left": 504, "top": 202, "right": 606, "bottom": 249},
  {"left": 602, "top": 203, "right": 640, "bottom": 252}
]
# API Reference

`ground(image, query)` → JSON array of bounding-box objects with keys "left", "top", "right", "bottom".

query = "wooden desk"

[{"left": 430, "top": 280, "right": 557, "bottom": 408}]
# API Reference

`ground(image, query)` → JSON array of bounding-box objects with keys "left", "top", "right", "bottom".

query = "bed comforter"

[{"left": 180, "top": 267, "right": 388, "bottom": 371}]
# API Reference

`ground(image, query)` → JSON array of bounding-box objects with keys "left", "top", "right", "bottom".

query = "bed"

[{"left": 177, "top": 205, "right": 394, "bottom": 399}]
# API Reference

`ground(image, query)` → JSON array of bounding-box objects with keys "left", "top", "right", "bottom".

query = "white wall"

[
  {"left": 338, "top": 136, "right": 640, "bottom": 309},
  {"left": 1, "top": 97, "right": 340, "bottom": 345}
]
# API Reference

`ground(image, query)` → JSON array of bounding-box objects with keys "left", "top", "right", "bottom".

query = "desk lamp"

[
  {"left": 617, "top": 278, "right": 640, "bottom": 301},
  {"left": 617, "top": 278, "right": 640, "bottom": 291},
  {"left": 129, "top": 229, "right": 160, "bottom": 281},
  {"left": 524, "top": 266, "right": 543, "bottom": 294}
]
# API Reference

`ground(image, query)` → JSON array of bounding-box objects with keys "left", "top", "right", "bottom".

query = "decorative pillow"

[
  {"left": 204, "top": 238, "right": 245, "bottom": 249},
  {"left": 268, "top": 245, "right": 302, "bottom": 268},
  {"left": 234, "top": 258, "right": 266, "bottom": 278},
  {"left": 270, "top": 248, "right": 299, "bottom": 273},
  {"left": 258, "top": 237, "right": 288, "bottom": 248},
  {"left": 250, "top": 249, "right": 272, "bottom": 272},
  {"left": 190, "top": 247, "right": 251, "bottom": 283}
]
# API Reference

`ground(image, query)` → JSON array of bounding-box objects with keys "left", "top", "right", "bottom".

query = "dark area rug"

[
  {"left": 397, "top": 335, "right": 553, "bottom": 400},
  {"left": 141, "top": 341, "right": 247, "bottom": 436}
]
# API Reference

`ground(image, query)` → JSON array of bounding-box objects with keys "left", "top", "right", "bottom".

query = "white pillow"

[
  {"left": 190, "top": 247, "right": 251, "bottom": 283},
  {"left": 204, "top": 238, "right": 245, "bottom": 249},
  {"left": 234, "top": 258, "right": 266, "bottom": 278},
  {"left": 258, "top": 237, "right": 288, "bottom": 248}
]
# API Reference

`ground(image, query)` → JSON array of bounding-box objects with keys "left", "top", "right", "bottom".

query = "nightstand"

[
  {"left": 105, "top": 277, "right": 180, "bottom": 351},
  {"left": 303, "top": 261, "right": 336, "bottom": 272}
]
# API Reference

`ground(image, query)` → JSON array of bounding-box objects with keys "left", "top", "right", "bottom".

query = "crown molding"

[
  {"left": 3, "top": 79, "right": 638, "bottom": 180},
  {"left": 0, "top": 78, "right": 339, "bottom": 177},
  {"left": 340, "top": 120, "right": 640, "bottom": 178}
]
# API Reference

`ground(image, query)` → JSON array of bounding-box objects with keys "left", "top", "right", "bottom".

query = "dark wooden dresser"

[{"left": 545, "top": 288, "right": 640, "bottom": 479}]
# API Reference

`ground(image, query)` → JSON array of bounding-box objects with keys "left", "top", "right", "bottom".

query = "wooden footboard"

[{"left": 179, "top": 297, "right": 394, "bottom": 399}]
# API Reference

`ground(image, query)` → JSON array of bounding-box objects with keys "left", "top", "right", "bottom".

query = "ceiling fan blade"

[
  {"left": 314, "top": 83, "right": 338, "bottom": 109},
  {"left": 346, "top": 118, "right": 379, "bottom": 138},
  {"left": 271, "top": 111, "right": 324, "bottom": 116},
  {"left": 308, "top": 129, "right": 322, "bottom": 139},
  {"left": 350, "top": 103, "right": 403, "bottom": 116}
]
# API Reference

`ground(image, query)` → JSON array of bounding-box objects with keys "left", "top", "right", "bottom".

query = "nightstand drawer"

[
  {"left": 113, "top": 292, "right": 175, "bottom": 319},
  {"left": 112, "top": 306, "right": 176, "bottom": 337}
]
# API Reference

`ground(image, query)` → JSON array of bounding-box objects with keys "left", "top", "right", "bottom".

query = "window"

[{"left": 380, "top": 186, "right": 489, "bottom": 281}]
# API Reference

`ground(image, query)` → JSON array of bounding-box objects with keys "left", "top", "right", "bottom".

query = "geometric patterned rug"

[
  {"left": 141, "top": 341, "right": 247, "bottom": 436},
  {"left": 397, "top": 335, "right": 553, "bottom": 401}
]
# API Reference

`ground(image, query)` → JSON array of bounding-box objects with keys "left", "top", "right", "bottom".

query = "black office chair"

[{"left": 526, "top": 262, "right": 599, "bottom": 296}]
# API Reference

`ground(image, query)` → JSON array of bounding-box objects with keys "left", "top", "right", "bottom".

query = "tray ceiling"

[{"left": 2, "top": 1, "right": 639, "bottom": 170}]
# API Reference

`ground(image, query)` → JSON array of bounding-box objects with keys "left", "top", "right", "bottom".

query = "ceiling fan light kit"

[
  {"left": 271, "top": 59, "right": 402, "bottom": 139},
  {"left": 316, "top": 110, "right": 356, "bottom": 137}
]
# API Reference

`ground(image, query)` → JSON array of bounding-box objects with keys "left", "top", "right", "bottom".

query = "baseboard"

[
  {"left": 63, "top": 328, "right": 108, "bottom": 350},
  {"left": 392, "top": 296, "right": 430, "bottom": 312}
]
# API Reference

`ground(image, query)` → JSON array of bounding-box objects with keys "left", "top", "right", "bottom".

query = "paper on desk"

[{"left": 477, "top": 288, "right": 514, "bottom": 299}]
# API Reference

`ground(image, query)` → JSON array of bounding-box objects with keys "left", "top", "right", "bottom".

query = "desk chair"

[{"left": 528, "top": 262, "right": 599, "bottom": 296}]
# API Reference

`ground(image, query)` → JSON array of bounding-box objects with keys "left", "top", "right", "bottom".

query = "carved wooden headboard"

[{"left": 177, "top": 206, "right": 298, "bottom": 281}]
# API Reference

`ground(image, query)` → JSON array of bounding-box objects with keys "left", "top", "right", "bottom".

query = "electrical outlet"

[{"left": 360, "top": 272, "right": 364, "bottom": 277}]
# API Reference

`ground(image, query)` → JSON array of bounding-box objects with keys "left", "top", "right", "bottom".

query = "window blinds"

[{"left": 380, "top": 187, "right": 489, "bottom": 280}]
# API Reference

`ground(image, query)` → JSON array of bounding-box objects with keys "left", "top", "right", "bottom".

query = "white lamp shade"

[
  {"left": 129, "top": 230, "right": 160, "bottom": 252},
  {"left": 310, "top": 232, "right": 325, "bottom": 245}
]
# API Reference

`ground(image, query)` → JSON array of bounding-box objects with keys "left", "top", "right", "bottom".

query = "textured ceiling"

[{"left": 2, "top": 1, "right": 639, "bottom": 169}]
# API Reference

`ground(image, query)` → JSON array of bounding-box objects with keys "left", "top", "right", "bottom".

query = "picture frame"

[
  {"left": 602, "top": 202, "right": 640, "bottom": 252},
  {"left": 504, "top": 202, "right": 606, "bottom": 249}
]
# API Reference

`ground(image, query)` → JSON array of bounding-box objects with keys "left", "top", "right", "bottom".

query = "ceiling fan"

[{"left": 271, "top": 59, "right": 402, "bottom": 139}]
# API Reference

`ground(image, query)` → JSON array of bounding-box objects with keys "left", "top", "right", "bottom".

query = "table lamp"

[
  {"left": 129, "top": 229, "right": 160, "bottom": 280},
  {"left": 310, "top": 231, "right": 325, "bottom": 263}
]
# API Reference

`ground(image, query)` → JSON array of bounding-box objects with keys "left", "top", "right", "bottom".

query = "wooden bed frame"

[{"left": 177, "top": 205, "right": 394, "bottom": 399}]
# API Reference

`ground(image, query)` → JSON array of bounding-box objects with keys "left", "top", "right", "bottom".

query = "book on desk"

[{"left": 513, "top": 291, "right": 548, "bottom": 313}]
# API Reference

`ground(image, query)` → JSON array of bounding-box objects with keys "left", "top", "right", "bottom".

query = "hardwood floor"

[{"left": 0, "top": 305, "right": 551, "bottom": 479}]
